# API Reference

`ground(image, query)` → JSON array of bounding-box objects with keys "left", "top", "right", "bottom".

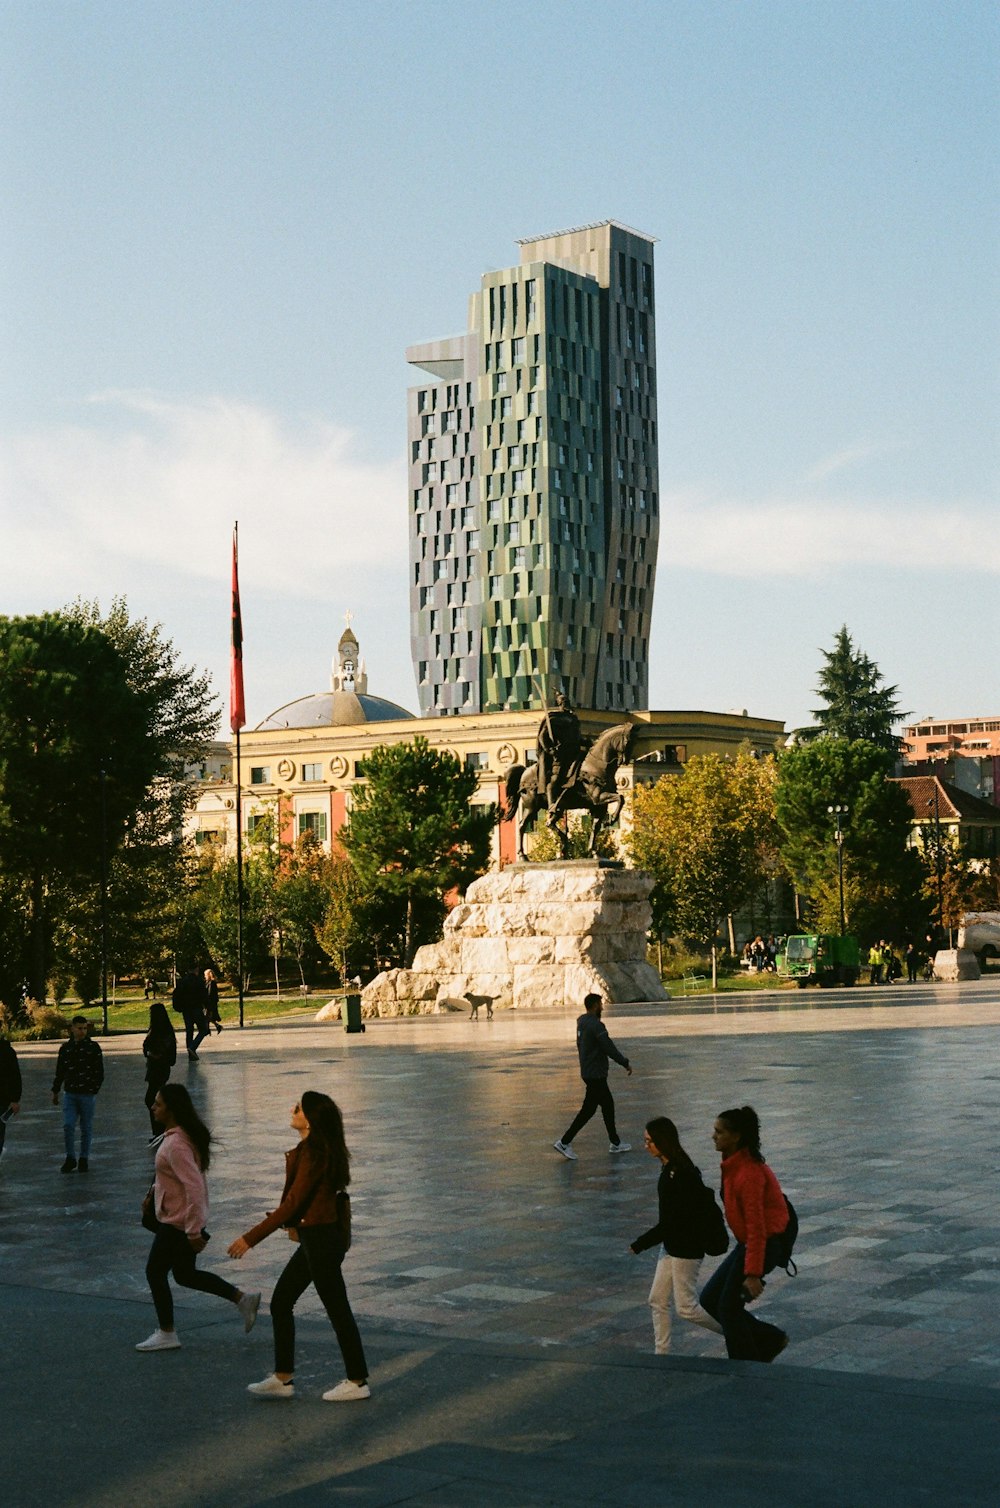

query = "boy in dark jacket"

[
  {"left": 51, "top": 1017, "right": 104, "bottom": 1172},
  {"left": 554, "top": 994, "right": 633, "bottom": 1160}
]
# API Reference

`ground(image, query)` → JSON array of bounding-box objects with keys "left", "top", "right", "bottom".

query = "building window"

[
  {"left": 464, "top": 751, "right": 489, "bottom": 771},
  {"left": 302, "top": 763, "right": 322, "bottom": 782},
  {"left": 512, "top": 336, "right": 525, "bottom": 363},
  {"left": 246, "top": 813, "right": 268, "bottom": 836},
  {"left": 250, "top": 766, "right": 270, "bottom": 785},
  {"left": 299, "top": 812, "right": 328, "bottom": 842}
]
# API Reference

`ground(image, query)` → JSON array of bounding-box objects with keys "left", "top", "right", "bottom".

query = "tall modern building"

[{"left": 406, "top": 221, "right": 659, "bottom": 717}]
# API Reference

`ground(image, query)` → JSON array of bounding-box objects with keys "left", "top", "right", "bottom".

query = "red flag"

[{"left": 230, "top": 526, "right": 246, "bottom": 733}]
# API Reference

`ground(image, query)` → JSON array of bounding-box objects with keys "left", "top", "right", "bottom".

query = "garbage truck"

[{"left": 776, "top": 933, "right": 861, "bottom": 988}]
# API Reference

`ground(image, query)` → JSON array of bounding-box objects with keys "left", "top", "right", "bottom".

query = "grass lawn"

[
  {"left": 57, "top": 991, "right": 341, "bottom": 1036},
  {"left": 664, "top": 969, "right": 798, "bottom": 995}
]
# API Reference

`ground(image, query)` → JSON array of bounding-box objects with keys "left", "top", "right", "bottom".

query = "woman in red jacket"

[
  {"left": 229, "top": 1091, "right": 369, "bottom": 1403},
  {"left": 699, "top": 1105, "right": 790, "bottom": 1362}
]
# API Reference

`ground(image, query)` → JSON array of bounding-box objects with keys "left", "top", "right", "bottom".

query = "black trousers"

[
  {"left": 271, "top": 1223, "right": 368, "bottom": 1380},
  {"left": 144, "top": 1068, "right": 170, "bottom": 1133},
  {"left": 562, "top": 1078, "right": 620, "bottom": 1145},
  {"left": 699, "top": 1237, "right": 788, "bottom": 1361},
  {"left": 145, "top": 1222, "right": 239, "bottom": 1329}
]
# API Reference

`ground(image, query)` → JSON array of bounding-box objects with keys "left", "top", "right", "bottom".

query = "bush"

[{"left": 4, "top": 999, "right": 69, "bottom": 1040}]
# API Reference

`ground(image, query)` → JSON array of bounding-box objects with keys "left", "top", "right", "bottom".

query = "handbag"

[{"left": 141, "top": 1184, "right": 158, "bottom": 1233}]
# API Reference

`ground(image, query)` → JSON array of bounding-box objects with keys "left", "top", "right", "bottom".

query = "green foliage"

[
  {"left": 341, "top": 737, "right": 494, "bottom": 963},
  {"left": 525, "top": 813, "right": 615, "bottom": 863},
  {"left": 626, "top": 747, "right": 781, "bottom": 950},
  {"left": 775, "top": 737, "right": 927, "bottom": 939},
  {"left": 807, "top": 625, "right": 905, "bottom": 752}
]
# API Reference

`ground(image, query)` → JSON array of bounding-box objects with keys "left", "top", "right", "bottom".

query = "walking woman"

[
  {"left": 629, "top": 1117, "right": 724, "bottom": 1354},
  {"left": 228, "top": 1091, "right": 369, "bottom": 1403},
  {"left": 699, "top": 1105, "right": 791, "bottom": 1362},
  {"left": 142, "top": 1002, "right": 176, "bottom": 1141},
  {"left": 136, "top": 1084, "right": 260, "bottom": 1352},
  {"left": 204, "top": 969, "right": 223, "bottom": 1034}
]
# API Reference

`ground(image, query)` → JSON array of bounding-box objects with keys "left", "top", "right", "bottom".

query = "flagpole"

[{"left": 230, "top": 520, "right": 247, "bottom": 1030}]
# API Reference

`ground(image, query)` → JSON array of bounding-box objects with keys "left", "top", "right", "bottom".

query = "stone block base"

[{"left": 361, "top": 861, "right": 669, "bottom": 1016}]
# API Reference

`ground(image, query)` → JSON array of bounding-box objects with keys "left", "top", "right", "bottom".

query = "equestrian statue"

[{"left": 502, "top": 693, "right": 637, "bottom": 860}]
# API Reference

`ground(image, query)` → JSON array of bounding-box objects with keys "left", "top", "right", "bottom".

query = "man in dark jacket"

[
  {"left": 0, "top": 1036, "right": 22, "bottom": 1160},
  {"left": 173, "top": 969, "right": 210, "bottom": 1061},
  {"left": 554, "top": 993, "right": 633, "bottom": 1160},
  {"left": 51, "top": 1016, "right": 104, "bottom": 1172}
]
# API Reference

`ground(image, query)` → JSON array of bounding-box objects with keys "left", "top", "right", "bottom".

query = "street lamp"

[{"left": 827, "top": 804, "right": 849, "bottom": 937}]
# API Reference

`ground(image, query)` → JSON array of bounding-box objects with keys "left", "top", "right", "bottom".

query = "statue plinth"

[{"left": 361, "top": 861, "right": 669, "bottom": 1016}]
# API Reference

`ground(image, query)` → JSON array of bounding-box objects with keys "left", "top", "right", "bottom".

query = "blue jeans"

[
  {"left": 699, "top": 1236, "right": 788, "bottom": 1361},
  {"left": 63, "top": 1092, "right": 96, "bottom": 1157}
]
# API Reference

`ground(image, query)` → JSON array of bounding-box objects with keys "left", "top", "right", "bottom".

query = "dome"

[
  {"left": 256, "top": 691, "right": 415, "bottom": 730},
  {"left": 254, "top": 619, "right": 416, "bottom": 730}
]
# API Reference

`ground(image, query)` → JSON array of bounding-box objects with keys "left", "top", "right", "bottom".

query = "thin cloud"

[
  {"left": 800, "top": 439, "right": 905, "bottom": 486},
  {"left": 0, "top": 391, "right": 407, "bottom": 600},
  {"left": 664, "top": 489, "right": 998, "bottom": 576}
]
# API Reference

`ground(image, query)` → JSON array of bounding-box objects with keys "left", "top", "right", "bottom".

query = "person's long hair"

[
  {"left": 147, "top": 1001, "right": 175, "bottom": 1043},
  {"left": 718, "top": 1105, "right": 764, "bottom": 1162},
  {"left": 159, "top": 1083, "right": 212, "bottom": 1170},
  {"left": 301, "top": 1091, "right": 350, "bottom": 1189},
  {"left": 645, "top": 1116, "right": 695, "bottom": 1173}
]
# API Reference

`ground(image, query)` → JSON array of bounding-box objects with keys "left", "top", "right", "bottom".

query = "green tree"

[
  {"left": 341, "top": 736, "right": 494, "bottom": 965},
  {"left": 197, "top": 815, "right": 281, "bottom": 991},
  {"left": 274, "top": 831, "right": 328, "bottom": 986},
  {"left": 627, "top": 747, "right": 781, "bottom": 986},
  {"left": 775, "top": 738, "right": 926, "bottom": 940},
  {"left": 806, "top": 625, "right": 905, "bottom": 752},
  {"left": 0, "top": 614, "right": 160, "bottom": 1009}
]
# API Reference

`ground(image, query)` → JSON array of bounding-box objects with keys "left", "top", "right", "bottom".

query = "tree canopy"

[
  {"left": 807, "top": 625, "right": 905, "bottom": 751},
  {"left": 341, "top": 736, "right": 495, "bottom": 963}
]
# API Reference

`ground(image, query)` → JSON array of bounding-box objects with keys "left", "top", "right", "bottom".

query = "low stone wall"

[{"left": 361, "top": 861, "right": 669, "bottom": 1017}]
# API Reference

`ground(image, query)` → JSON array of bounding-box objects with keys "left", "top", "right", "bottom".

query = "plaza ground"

[{"left": 2, "top": 979, "right": 999, "bottom": 1505}]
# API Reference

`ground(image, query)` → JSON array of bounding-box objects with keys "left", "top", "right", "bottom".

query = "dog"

[{"left": 466, "top": 992, "right": 494, "bottom": 1021}]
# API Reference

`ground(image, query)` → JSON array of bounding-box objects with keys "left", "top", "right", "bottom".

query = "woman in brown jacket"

[{"left": 228, "top": 1091, "right": 369, "bottom": 1402}]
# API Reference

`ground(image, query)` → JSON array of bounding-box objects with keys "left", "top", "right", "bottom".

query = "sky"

[{"left": 1, "top": 0, "right": 997, "bottom": 736}]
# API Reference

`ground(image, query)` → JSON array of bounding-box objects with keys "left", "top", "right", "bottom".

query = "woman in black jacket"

[
  {"left": 142, "top": 1002, "right": 177, "bottom": 1141},
  {"left": 629, "top": 1116, "right": 725, "bottom": 1354}
]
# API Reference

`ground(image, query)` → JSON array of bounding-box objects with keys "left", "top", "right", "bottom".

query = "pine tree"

[{"left": 810, "top": 626, "right": 905, "bottom": 752}]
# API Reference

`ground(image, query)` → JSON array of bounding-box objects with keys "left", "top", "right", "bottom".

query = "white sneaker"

[
  {"left": 135, "top": 1329, "right": 181, "bottom": 1351},
  {"left": 609, "top": 1141, "right": 632, "bottom": 1154},
  {"left": 247, "top": 1373, "right": 295, "bottom": 1399},
  {"left": 322, "top": 1379, "right": 371, "bottom": 1402},
  {"left": 553, "top": 1140, "right": 578, "bottom": 1160},
  {"left": 237, "top": 1290, "right": 261, "bottom": 1333}
]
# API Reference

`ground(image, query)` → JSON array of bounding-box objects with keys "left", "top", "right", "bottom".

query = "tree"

[
  {"left": 806, "top": 625, "right": 905, "bottom": 752},
  {"left": 627, "top": 747, "right": 781, "bottom": 986},
  {"left": 341, "top": 736, "right": 495, "bottom": 965},
  {"left": 0, "top": 614, "right": 160, "bottom": 1008},
  {"left": 274, "top": 831, "right": 328, "bottom": 986},
  {"left": 775, "top": 738, "right": 926, "bottom": 940}
]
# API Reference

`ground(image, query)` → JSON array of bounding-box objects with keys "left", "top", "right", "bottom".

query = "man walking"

[
  {"left": 0, "top": 1035, "right": 21, "bottom": 1161},
  {"left": 172, "top": 968, "right": 210, "bottom": 1061},
  {"left": 51, "top": 1016, "right": 104, "bottom": 1172},
  {"left": 554, "top": 993, "right": 633, "bottom": 1159}
]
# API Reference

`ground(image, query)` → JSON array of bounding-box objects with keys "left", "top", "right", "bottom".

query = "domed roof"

[
  {"left": 254, "top": 619, "right": 415, "bottom": 731},
  {"left": 257, "top": 691, "right": 415, "bottom": 730}
]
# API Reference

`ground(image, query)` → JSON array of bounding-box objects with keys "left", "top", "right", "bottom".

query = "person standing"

[
  {"left": 0, "top": 1035, "right": 22, "bottom": 1161},
  {"left": 904, "top": 940, "right": 919, "bottom": 984},
  {"left": 629, "top": 1117, "right": 725, "bottom": 1354},
  {"left": 699, "top": 1105, "right": 791, "bottom": 1363},
  {"left": 142, "top": 1002, "right": 177, "bottom": 1141},
  {"left": 135, "top": 1084, "right": 260, "bottom": 1352},
  {"left": 203, "top": 970, "right": 223, "bottom": 1034},
  {"left": 172, "top": 968, "right": 209, "bottom": 1061},
  {"left": 229, "top": 1091, "right": 369, "bottom": 1403},
  {"left": 51, "top": 1016, "right": 104, "bottom": 1172},
  {"left": 553, "top": 993, "right": 633, "bottom": 1159},
  {"left": 867, "top": 942, "right": 884, "bottom": 985}
]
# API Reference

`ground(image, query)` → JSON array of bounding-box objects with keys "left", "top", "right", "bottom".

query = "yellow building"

[{"left": 186, "top": 624, "right": 785, "bottom": 863}]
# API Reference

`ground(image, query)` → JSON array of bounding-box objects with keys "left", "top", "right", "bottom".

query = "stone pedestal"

[{"left": 361, "top": 862, "right": 669, "bottom": 1017}]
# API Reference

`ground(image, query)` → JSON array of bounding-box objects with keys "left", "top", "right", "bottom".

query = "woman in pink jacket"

[
  {"left": 699, "top": 1104, "right": 790, "bottom": 1362},
  {"left": 135, "top": 1084, "right": 260, "bottom": 1352}
]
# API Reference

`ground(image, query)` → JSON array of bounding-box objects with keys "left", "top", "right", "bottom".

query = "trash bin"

[{"left": 343, "top": 993, "right": 365, "bottom": 1034}]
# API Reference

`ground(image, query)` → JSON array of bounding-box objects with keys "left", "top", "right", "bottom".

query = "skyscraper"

[{"left": 406, "top": 221, "right": 658, "bottom": 717}]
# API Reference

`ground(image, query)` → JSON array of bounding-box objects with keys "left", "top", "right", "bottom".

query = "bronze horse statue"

[{"left": 502, "top": 721, "right": 637, "bottom": 859}]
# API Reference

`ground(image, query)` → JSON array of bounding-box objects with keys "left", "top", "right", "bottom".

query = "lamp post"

[
  {"left": 827, "top": 804, "right": 849, "bottom": 937},
  {"left": 99, "top": 766, "right": 109, "bottom": 1037}
]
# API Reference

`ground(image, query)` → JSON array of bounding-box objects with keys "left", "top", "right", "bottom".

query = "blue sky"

[{"left": 1, "top": 0, "right": 996, "bottom": 734}]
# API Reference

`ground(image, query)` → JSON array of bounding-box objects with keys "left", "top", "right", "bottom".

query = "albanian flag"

[{"left": 230, "top": 525, "right": 246, "bottom": 733}]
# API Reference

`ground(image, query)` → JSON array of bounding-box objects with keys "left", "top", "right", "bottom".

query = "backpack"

[
  {"left": 773, "top": 1196, "right": 799, "bottom": 1276},
  {"left": 699, "top": 1184, "right": 729, "bottom": 1256},
  {"left": 171, "top": 973, "right": 203, "bottom": 1015}
]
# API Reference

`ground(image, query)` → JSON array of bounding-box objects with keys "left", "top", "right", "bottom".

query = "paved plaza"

[{"left": 3, "top": 979, "right": 1000, "bottom": 1505}]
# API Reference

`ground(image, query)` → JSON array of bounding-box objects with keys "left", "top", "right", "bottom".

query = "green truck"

[{"left": 777, "top": 933, "right": 861, "bottom": 988}]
